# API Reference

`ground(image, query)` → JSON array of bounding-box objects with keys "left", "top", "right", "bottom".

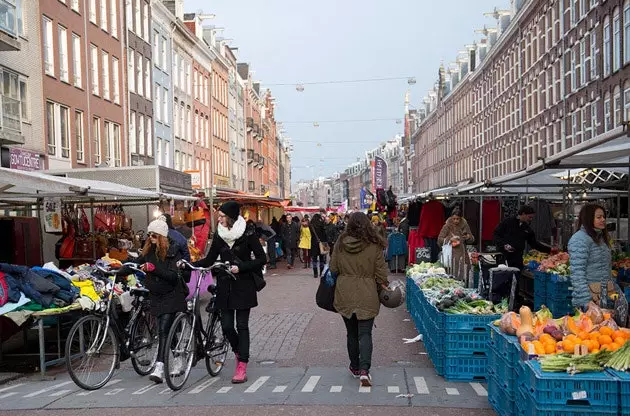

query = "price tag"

[
  {"left": 571, "top": 391, "right": 587, "bottom": 400},
  {"left": 43, "top": 198, "right": 62, "bottom": 233}
]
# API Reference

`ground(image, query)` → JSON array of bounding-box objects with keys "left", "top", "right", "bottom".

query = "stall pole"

[
  {"left": 36, "top": 198, "right": 44, "bottom": 264},
  {"left": 617, "top": 194, "right": 621, "bottom": 246},
  {"left": 478, "top": 196, "right": 484, "bottom": 252},
  {"left": 561, "top": 186, "right": 567, "bottom": 249},
  {"left": 90, "top": 199, "right": 96, "bottom": 260}
]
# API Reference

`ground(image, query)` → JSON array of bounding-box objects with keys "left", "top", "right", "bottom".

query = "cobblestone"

[{"left": 249, "top": 312, "right": 314, "bottom": 360}]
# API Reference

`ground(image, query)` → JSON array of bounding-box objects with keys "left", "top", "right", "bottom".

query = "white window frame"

[
  {"left": 93, "top": 117, "right": 101, "bottom": 165},
  {"left": 101, "top": 51, "right": 110, "bottom": 100},
  {"left": 112, "top": 57, "right": 120, "bottom": 104},
  {"left": 146, "top": 117, "right": 152, "bottom": 156},
  {"left": 186, "top": 107, "right": 191, "bottom": 142},
  {"left": 163, "top": 87, "right": 169, "bottom": 125},
  {"left": 134, "top": 0, "right": 141, "bottom": 36},
  {"left": 58, "top": 25, "right": 69, "bottom": 82},
  {"left": 45, "top": 101, "right": 70, "bottom": 159},
  {"left": 590, "top": 31, "right": 597, "bottom": 79},
  {"left": 110, "top": 0, "right": 117, "bottom": 37},
  {"left": 136, "top": 53, "right": 143, "bottom": 96},
  {"left": 604, "top": 95, "right": 612, "bottom": 131},
  {"left": 90, "top": 44, "right": 99, "bottom": 96},
  {"left": 89, "top": 0, "right": 96, "bottom": 24},
  {"left": 43, "top": 17, "right": 54, "bottom": 76},
  {"left": 75, "top": 110, "right": 84, "bottom": 162},
  {"left": 144, "top": 57, "right": 150, "bottom": 99},
  {"left": 153, "top": 31, "right": 159, "bottom": 67},
  {"left": 127, "top": 48, "right": 135, "bottom": 93},
  {"left": 625, "top": 1, "right": 630, "bottom": 65},
  {"left": 604, "top": 16, "right": 611, "bottom": 76},
  {"left": 580, "top": 38, "right": 586, "bottom": 86},
  {"left": 185, "top": 61, "right": 191, "bottom": 95},
  {"left": 72, "top": 33, "right": 82, "bottom": 88},
  {"left": 126, "top": 0, "right": 132, "bottom": 29},
  {"left": 161, "top": 36, "right": 167, "bottom": 71},
  {"left": 157, "top": 137, "right": 162, "bottom": 166},
  {"left": 138, "top": 114, "right": 145, "bottom": 155},
  {"left": 591, "top": 101, "right": 598, "bottom": 135},
  {"left": 100, "top": 0, "right": 107, "bottom": 31},
  {"left": 613, "top": 9, "right": 621, "bottom": 71},
  {"left": 142, "top": 2, "right": 149, "bottom": 42},
  {"left": 71, "top": 0, "right": 79, "bottom": 12},
  {"left": 613, "top": 87, "right": 622, "bottom": 127},
  {"left": 624, "top": 82, "right": 630, "bottom": 122},
  {"left": 155, "top": 86, "right": 161, "bottom": 122},
  {"left": 129, "top": 111, "right": 137, "bottom": 154}
]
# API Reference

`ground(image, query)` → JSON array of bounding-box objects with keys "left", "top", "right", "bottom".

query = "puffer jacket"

[
  {"left": 568, "top": 228, "right": 612, "bottom": 308},
  {"left": 329, "top": 235, "right": 389, "bottom": 320}
]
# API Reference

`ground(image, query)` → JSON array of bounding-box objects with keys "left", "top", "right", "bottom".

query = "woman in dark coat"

[
  {"left": 280, "top": 215, "right": 300, "bottom": 269},
  {"left": 124, "top": 219, "right": 186, "bottom": 384},
  {"left": 309, "top": 213, "right": 329, "bottom": 278},
  {"left": 192, "top": 201, "right": 266, "bottom": 384}
]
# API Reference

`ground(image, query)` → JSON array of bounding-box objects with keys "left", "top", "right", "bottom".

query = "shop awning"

[{"left": 213, "top": 189, "right": 284, "bottom": 207}]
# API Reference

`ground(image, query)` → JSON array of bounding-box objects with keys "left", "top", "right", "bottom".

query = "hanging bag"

[
  {"left": 312, "top": 227, "right": 330, "bottom": 255},
  {"left": 315, "top": 265, "right": 337, "bottom": 312}
]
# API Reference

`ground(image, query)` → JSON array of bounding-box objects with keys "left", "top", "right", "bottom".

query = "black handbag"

[
  {"left": 253, "top": 269, "right": 266, "bottom": 292},
  {"left": 316, "top": 266, "right": 337, "bottom": 312}
]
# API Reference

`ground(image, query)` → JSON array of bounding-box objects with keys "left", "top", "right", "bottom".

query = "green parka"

[{"left": 330, "top": 235, "right": 389, "bottom": 320}]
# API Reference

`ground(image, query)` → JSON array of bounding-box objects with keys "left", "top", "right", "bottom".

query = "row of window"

[
  {"left": 602, "top": 3, "right": 630, "bottom": 76},
  {"left": 154, "top": 84, "right": 169, "bottom": 125},
  {"left": 213, "top": 146, "right": 229, "bottom": 178},
  {"left": 172, "top": 51, "right": 192, "bottom": 95},
  {"left": 128, "top": 110, "right": 152, "bottom": 157},
  {"left": 193, "top": 68, "right": 210, "bottom": 106},
  {"left": 213, "top": 108, "right": 228, "bottom": 142},
  {"left": 173, "top": 99, "right": 191, "bottom": 142},
  {"left": 212, "top": 72, "right": 228, "bottom": 107},
  {"left": 174, "top": 148, "right": 193, "bottom": 172},
  {"left": 125, "top": 0, "right": 149, "bottom": 42},
  {"left": 127, "top": 48, "right": 151, "bottom": 99},
  {"left": 59, "top": 0, "right": 118, "bottom": 38},
  {"left": 153, "top": 30, "right": 170, "bottom": 72}
]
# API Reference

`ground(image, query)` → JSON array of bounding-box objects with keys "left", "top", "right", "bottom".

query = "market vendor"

[{"left": 493, "top": 205, "right": 551, "bottom": 269}]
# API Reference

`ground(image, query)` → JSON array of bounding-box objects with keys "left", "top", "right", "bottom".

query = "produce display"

[
  {"left": 537, "top": 251, "right": 570, "bottom": 276},
  {"left": 523, "top": 250, "right": 549, "bottom": 270},
  {"left": 407, "top": 262, "right": 447, "bottom": 276},
  {"left": 420, "top": 276, "right": 463, "bottom": 290},
  {"left": 416, "top": 276, "right": 505, "bottom": 315}
]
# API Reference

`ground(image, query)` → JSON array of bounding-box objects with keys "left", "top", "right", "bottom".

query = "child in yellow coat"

[{"left": 298, "top": 217, "right": 312, "bottom": 268}]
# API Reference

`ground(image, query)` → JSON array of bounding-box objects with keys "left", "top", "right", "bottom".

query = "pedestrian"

[
  {"left": 158, "top": 213, "right": 191, "bottom": 262},
  {"left": 248, "top": 219, "right": 277, "bottom": 269},
  {"left": 398, "top": 215, "right": 410, "bottom": 240},
  {"left": 188, "top": 201, "right": 266, "bottom": 383},
  {"left": 329, "top": 212, "right": 389, "bottom": 387},
  {"left": 371, "top": 214, "right": 387, "bottom": 241},
  {"left": 325, "top": 213, "right": 342, "bottom": 256},
  {"left": 493, "top": 205, "right": 551, "bottom": 269},
  {"left": 310, "top": 213, "right": 329, "bottom": 278},
  {"left": 120, "top": 219, "right": 187, "bottom": 384},
  {"left": 437, "top": 207, "right": 474, "bottom": 281},
  {"left": 299, "top": 217, "right": 312, "bottom": 269},
  {"left": 568, "top": 204, "right": 613, "bottom": 309},
  {"left": 281, "top": 215, "right": 300, "bottom": 269}
]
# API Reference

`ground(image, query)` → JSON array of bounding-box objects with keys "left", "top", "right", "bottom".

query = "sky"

[{"left": 188, "top": 0, "right": 509, "bottom": 183}]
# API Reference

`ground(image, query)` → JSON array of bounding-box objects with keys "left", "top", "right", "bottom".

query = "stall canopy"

[{"left": 213, "top": 189, "right": 284, "bottom": 207}]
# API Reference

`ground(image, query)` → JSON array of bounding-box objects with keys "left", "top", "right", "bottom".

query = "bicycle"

[
  {"left": 65, "top": 263, "right": 158, "bottom": 390},
  {"left": 162, "top": 260, "right": 231, "bottom": 391}
]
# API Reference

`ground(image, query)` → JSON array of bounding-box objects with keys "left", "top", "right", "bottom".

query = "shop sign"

[
  {"left": 10, "top": 148, "right": 42, "bottom": 171},
  {"left": 43, "top": 198, "right": 63, "bottom": 233},
  {"left": 185, "top": 170, "right": 201, "bottom": 189}
]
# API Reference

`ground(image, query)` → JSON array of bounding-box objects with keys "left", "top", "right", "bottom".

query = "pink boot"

[{"left": 231, "top": 361, "right": 248, "bottom": 384}]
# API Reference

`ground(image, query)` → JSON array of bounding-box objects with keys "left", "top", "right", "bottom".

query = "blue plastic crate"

[
  {"left": 534, "top": 271, "right": 548, "bottom": 295},
  {"left": 489, "top": 345, "right": 518, "bottom": 395},
  {"left": 443, "top": 312, "right": 500, "bottom": 332},
  {"left": 607, "top": 369, "right": 630, "bottom": 416},
  {"left": 518, "top": 386, "right": 617, "bottom": 416},
  {"left": 443, "top": 329, "right": 491, "bottom": 355},
  {"left": 424, "top": 331, "right": 444, "bottom": 376},
  {"left": 488, "top": 324, "right": 520, "bottom": 363},
  {"left": 519, "top": 361, "right": 619, "bottom": 410},
  {"left": 443, "top": 354, "right": 488, "bottom": 381},
  {"left": 488, "top": 373, "right": 515, "bottom": 416}
]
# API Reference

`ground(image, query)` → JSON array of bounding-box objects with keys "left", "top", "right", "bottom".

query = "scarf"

[{"left": 218, "top": 216, "right": 247, "bottom": 248}]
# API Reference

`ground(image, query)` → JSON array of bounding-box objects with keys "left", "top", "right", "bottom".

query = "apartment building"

[
  {"left": 227, "top": 45, "right": 247, "bottom": 192},
  {"left": 170, "top": 22, "right": 194, "bottom": 174},
  {"left": 0, "top": 0, "right": 45, "bottom": 170},
  {"left": 210, "top": 48, "right": 230, "bottom": 188}
]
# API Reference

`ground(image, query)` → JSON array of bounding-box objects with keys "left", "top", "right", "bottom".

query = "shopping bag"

[
  {"left": 440, "top": 243, "right": 453, "bottom": 268},
  {"left": 316, "top": 266, "right": 337, "bottom": 312}
]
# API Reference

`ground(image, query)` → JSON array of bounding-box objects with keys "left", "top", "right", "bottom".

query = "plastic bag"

[{"left": 440, "top": 244, "right": 453, "bottom": 269}]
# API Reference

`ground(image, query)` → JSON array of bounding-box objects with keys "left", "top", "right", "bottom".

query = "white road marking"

[
  {"left": 0, "top": 392, "right": 18, "bottom": 399},
  {"left": 159, "top": 388, "right": 173, "bottom": 395},
  {"left": 272, "top": 386, "right": 287, "bottom": 393},
  {"left": 0, "top": 384, "right": 25, "bottom": 394},
  {"left": 104, "top": 388, "right": 124, "bottom": 396},
  {"left": 446, "top": 387, "right": 460, "bottom": 395},
  {"left": 77, "top": 379, "right": 121, "bottom": 396},
  {"left": 388, "top": 386, "right": 400, "bottom": 393},
  {"left": 359, "top": 386, "right": 371, "bottom": 393},
  {"left": 329, "top": 386, "right": 342, "bottom": 393},
  {"left": 49, "top": 389, "right": 72, "bottom": 397},
  {"left": 470, "top": 382, "right": 488, "bottom": 397},
  {"left": 244, "top": 376, "right": 269, "bottom": 393},
  {"left": 187, "top": 378, "right": 218, "bottom": 394},
  {"left": 132, "top": 384, "right": 158, "bottom": 395},
  {"left": 301, "top": 376, "right": 320, "bottom": 392},
  {"left": 23, "top": 381, "right": 73, "bottom": 398},
  {"left": 216, "top": 387, "right": 232, "bottom": 394},
  {"left": 413, "top": 377, "right": 429, "bottom": 394}
]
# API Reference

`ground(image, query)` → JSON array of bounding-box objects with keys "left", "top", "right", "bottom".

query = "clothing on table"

[
  {"left": 418, "top": 200, "right": 445, "bottom": 239},
  {"left": 221, "top": 308, "right": 251, "bottom": 363},
  {"left": 343, "top": 314, "right": 375, "bottom": 372},
  {"left": 462, "top": 200, "right": 480, "bottom": 244},
  {"left": 482, "top": 200, "right": 502, "bottom": 242}
]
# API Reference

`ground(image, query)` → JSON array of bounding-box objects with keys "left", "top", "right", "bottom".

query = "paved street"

[{"left": 0, "top": 265, "right": 494, "bottom": 415}]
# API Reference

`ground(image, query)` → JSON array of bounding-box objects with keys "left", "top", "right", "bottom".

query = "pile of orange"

[
  {"left": 561, "top": 326, "right": 629, "bottom": 353},
  {"left": 521, "top": 333, "right": 558, "bottom": 355}
]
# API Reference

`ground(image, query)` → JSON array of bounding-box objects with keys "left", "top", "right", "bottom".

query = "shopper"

[
  {"left": 310, "top": 213, "right": 329, "bottom": 278},
  {"left": 120, "top": 219, "right": 187, "bottom": 384},
  {"left": 325, "top": 214, "right": 342, "bottom": 256},
  {"left": 437, "top": 207, "right": 474, "bottom": 281},
  {"left": 330, "top": 212, "right": 389, "bottom": 387},
  {"left": 188, "top": 201, "right": 266, "bottom": 384},
  {"left": 493, "top": 205, "right": 551, "bottom": 269},
  {"left": 299, "top": 217, "right": 312, "bottom": 269},
  {"left": 158, "top": 213, "right": 191, "bottom": 262},
  {"left": 248, "top": 219, "right": 277, "bottom": 269},
  {"left": 281, "top": 215, "right": 300, "bottom": 269},
  {"left": 568, "top": 204, "right": 613, "bottom": 309}
]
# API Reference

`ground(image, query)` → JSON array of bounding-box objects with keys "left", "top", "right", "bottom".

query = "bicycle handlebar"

[
  {"left": 177, "top": 259, "right": 236, "bottom": 280},
  {"left": 96, "top": 262, "right": 146, "bottom": 276}
]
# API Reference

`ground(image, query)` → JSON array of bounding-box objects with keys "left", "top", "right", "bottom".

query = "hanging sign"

[
  {"left": 184, "top": 170, "right": 201, "bottom": 189},
  {"left": 373, "top": 156, "right": 388, "bottom": 191},
  {"left": 43, "top": 198, "right": 62, "bottom": 233}
]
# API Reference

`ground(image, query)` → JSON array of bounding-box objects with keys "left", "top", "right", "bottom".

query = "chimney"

[{"left": 162, "top": 0, "right": 184, "bottom": 21}]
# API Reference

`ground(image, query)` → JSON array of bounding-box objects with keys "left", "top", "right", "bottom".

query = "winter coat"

[
  {"left": 330, "top": 235, "right": 389, "bottom": 320},
  {"left": 168, "top": 229, "right": 191, "bottom": 262},
  {"left": 299, "top": 226, "right": 312, "bottom": 250},
  {"left": 568, "top": 228, "right": 612, "bottom": 308},
  {"left": 398, "top": 218, "right": 410, "bottom": 239},
  {"left": 281, "top": 221, "right": 300, "bottom": 249},
  {"left": 195, "top": 224, "right": 266, "bottom": 310},
  {"left": 310, "top": 223, "right": 329, "bottom": 257},
  {"left": 438, "top": 217, "right": 474, "bottom": 281},
  {"left": 493, "top": 217, "right": 551, "bottom": 259},
  {"left": 325, "top": 223, "right": 341, "bottom": 246},
  {"left": 132, "top": 244, "right": 187, "bottom": 316}
]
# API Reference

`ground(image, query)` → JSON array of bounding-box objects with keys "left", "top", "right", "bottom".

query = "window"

[
  {"left": 1, "top": 70, "right": 24, "bottom": 131},
  {"left": 110, "top": 0, "right": 117, "bottom": 37},
  {"left": 571, "top": 48, "right": 576, "bottom": 91},
  {"left": 93, "top": 117, "right": 101, "bottom": 164},
  {"left": 144, "top": 57, "right": 150, "bottom": 98},
  {"left": 90, "top": 44, "right": 99, "bottom": 95},
  {"left": 163, "top": 87, "right": 168, "bottom": 124},
  {"left": 71, "top": 34, "right": 82, "bottom": 87},
  {"left": 614, "top": 87, "right": 622, "bottom": 126},
  {"left": 104, "top": 121, "right": 120, "bottom": 166},
  {"left": 172, "top": 53, "right": 178, "bottom": 87},
  {"left": 175, "top": 150, "right": 180, "bottom": 170},
  {"left": 613, "top": 9, "right": 621, "bottom": 71},
  {"left": 155, "top": 86, "right": 161, "bottom": 121},
  {"left": 203, "top": 76, "right": 208, "bottom": 105},
  {"left": 185, "top": 62, "right": 191, "bottom": 95},
  {"left": 129, "top": 111, "right": 136, "bottom": 154},
  {"left": 126, "top": 0, "right": 132, "bottom": 29},
  {"left": 604, "top": 16, "right": 611, "bottom": 76},
  {"left": 161, "top": 36, "right": 167, "bottom": 69},
  {"left": 625, "top": 1, "right": 630, "bottom": 64},
  {"left": 143, "top": 3, "right": 149, "bottom": 42},
  {"left": 89, "top": 0, "right": 96, "bottom": 24},
  {"left": 136, "top": 53, "right": 143, "bottom": 96},
  {"left": 134, "top": 0, "right": 140, "bottom": 36},
  {"left": 58, "top": 26, "right": 69, "bottom": 82},
  {"left": 624, "top": 82, "right": 630, "bottom": 122},
  {"left": 580, "top": 39, "right": 586, "bottom": 86},
  {"left": 71, "top": 0, "right": 79, "bottom": 12},
  {"left": 590, "top": 32, "right": 597, "bottom": 79},
  {"left": 75, "top": 111, "right": 84, "bottom": 162},
  {"left": 101, "top": 51, "right": 110, "bottom": 100},
  {"left": 146, "top": 118, "right": 152, "bottom": 156},
  {"left": 127, "top": 48, "right": 135, "bottom": 92},
  {"left": 43, "top": 17, "right": 54, "bottom": 76},
  {"left": 138, "top": 114, "right": 145, "bottom": 154},
  {"left": 186, "top": 107, "right": 191, "bottom": 142},
  {"left": 153, "top": 31, "right": 159, "bottom": 66},
  {"left": 19, "top": 79, "right": 28, "bottom": 121},
  {"left": 112, "top": 57, "right": 119, "bottom": 104},
  {"left": 604, "top": 94, "right": 612, "bottom": 131},
  {"left": 46, "top": 101, "right": 70, "bottom": 159},
  {"left": 591, "top": 102, "right": 598, "bottom": 135},
  {"left": 100, "top": 0, "right": 107, "bottom": 31}
]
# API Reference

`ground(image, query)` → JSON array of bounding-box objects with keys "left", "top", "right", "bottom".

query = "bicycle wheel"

[
  {"left": 204, "top": 312, "right": 228, "bottom": 376},
  {"left": 65, "top": 315, "right": 119, "bottom": 390},
  {"left": 164, "top": 313, "right": 195, "bottom": 391},
  {"left": 130, "top": 312, "right": 158, "bottom": 376}
]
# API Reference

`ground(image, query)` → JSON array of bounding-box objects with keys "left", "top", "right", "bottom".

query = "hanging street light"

[{"left": 296, "top": 84, "right": 305, "bottom": 92}]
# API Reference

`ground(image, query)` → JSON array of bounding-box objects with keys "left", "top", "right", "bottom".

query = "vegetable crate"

[
  {"left": 545, "top": 274, "right": 573, "bottom": 318},
  {"left": 516, "top": 386, "right": 618, "bottom": 416},
  {"left": 607, "top": 369, "right": 630, "bottom": 416},
  {"left": 519, "top": 361, "right": 619, "bottom": 412},
  {"left": 443, "top": 354, "right": 489, "bottom": 381},
  {"left": 488, "top": 324, "right": 520, "bottom": 364},
  {"left": 488, "top": 372, "right": 515, "bottom": 416},
  {"left": 424, "top": 330, "right": 444, "bottom": 376},
  {"left": 488, "top": 344, "right": 518, "bottom": 396}
]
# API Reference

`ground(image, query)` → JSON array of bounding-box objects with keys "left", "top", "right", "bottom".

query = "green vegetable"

[
  {"left": 604, "top": 342, "right": 630, "bottom": 371},
  {"left": 540, "top": 350, "right": 613, "bottom": 374}
]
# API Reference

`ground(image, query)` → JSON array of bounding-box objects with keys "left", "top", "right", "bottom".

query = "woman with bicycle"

[
  {"left": 191, "top": 201, "right": 266, "bottom": 384},
  {"left": 123, "top": 219, "right": 187, "bottom": 384}
]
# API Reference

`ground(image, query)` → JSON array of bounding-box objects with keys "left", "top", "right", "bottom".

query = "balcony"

[
  {"left": 247, "top": 148, "right": 254, "bottom": 164},
  {"left": 253, "top": 152, "right": 260, "bottom": 166},
  {"left": 0, "top": 0, "right": 20, "bottom": 51},
  {"left": 246, "top": 117, "right": 254, "bottom": 131},
  {"left": 258, "top": 156, "right": 265, "bottom": 169}
]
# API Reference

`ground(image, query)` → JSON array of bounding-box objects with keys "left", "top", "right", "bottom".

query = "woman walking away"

[
  {"left": 330, "top": 212, "right": 389, "bottom": 387},
  {"left": 187, "top": 201, "right": 266, "bottom": 383},
  {"left": 299, "top": 217, "right": 312, "bottom": 269},
  {"left": 119, "top": 219, "right": 187, "bottom": 384},
  {"left": 568, "top": 204, "right": 613, "bottom": 309},
  {"left": 281, "top": 215, "right": 300, "bottom": 269},
  {"left": 310, "top": 214, "right": 329, "bottom": 278},
  {"left": 437, "top": 207, "right": 474, "bottom": 281}
]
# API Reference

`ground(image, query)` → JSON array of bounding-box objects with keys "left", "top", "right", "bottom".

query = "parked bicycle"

[
  {"left": 65, "top": 263, "right": 158, "bottom": 390},
  {"left": 163, "top": 260, "right": 231, "bottom": 391}
]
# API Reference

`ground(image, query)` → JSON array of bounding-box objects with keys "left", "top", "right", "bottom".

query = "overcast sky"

[{"left": 188, "top": 0, "right": 509, "bottom": 184}]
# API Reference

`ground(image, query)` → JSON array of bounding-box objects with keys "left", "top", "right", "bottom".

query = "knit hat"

[
  {"left": 219, "top": 201, "right": 240, "bottom": 221},
  {"left": 147, "top": 219, "right": 169, "bottom": 237}
]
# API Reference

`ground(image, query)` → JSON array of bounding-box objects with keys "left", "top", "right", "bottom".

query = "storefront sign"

[
  {"left": 10, "top": 149, "right": 42, "bottom": 171},
  {"left": 43, "top": 198, "right": 63, "bottom": 233},
  {"left": 185, "top": 170, "right": 201, "bottom": 189},
  {"left": 373, "top": 156, "right": 388, "bottom": 191}
]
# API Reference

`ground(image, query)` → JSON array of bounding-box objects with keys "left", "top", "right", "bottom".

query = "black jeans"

[
  {"left": 312, "top": 253, "right": 327, "bottom": 271},
  {"left": 342, "top": 314, "right": 374, "bottom": 371},
  {"left": 267, "top": 237, "right": 277, "bottom": 266},
  {"left": 287, "top": 248, "right": 297, "bottom": 265},
  {"left": 220, "top": 309, "right": 251, "bottom": 363},
  {"left": 157, "top": 313, "right": 176, "bottom": 363}
]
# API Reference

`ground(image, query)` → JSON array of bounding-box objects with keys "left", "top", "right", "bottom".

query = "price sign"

[
  {"left": 43, "top": 198, "right": 62, "bottom": 233},
  {"left": 415, "top": 247, "right": 431, "bottom": 263}
]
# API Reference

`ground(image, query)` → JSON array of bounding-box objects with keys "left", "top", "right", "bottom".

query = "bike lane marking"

[
  {"left": 76, "top": 379, "right": 122, "bottom": 396},
  {"left": 300, "top": 376, "right": 320, "bottom": 392},
  {"left": 132, "top": 384, "right": 158, "bottom": 395},
  {"left": 23, "top": 381, "right": 73, "bottom": 398},
  {"left": 244, "top": 376, "right": 269, "bottom": 393},
  {"left": 470, "top": 383, "right": 487, "bottom": 397},
  {"left": 187, "top": 377, "right": 218, "bottom": 394}
]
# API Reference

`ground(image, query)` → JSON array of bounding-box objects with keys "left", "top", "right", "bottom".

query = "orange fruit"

[
  {"left": 614, "top": 337, "right": 626, "bottom": 346},
  {"left": 578, "top": 332, "right": 590, "bottom": 340},
  {"left": 539, "top": 334, "right": 553, "bottom": 343},
  {"left": 591, "top": 340, "right": 600, "bottom": 350},
  {"left": 588, "top": 332, "right": 600, "bottom": 341},
  {"left": 544, "top": 343, "right": 556, "bottom": 354},
  {"left": 566, "top": 334, "right": 578, "bottom": 342},
  {"left": 582, "top": 340, "right": 593, "bottom": 352},
  {"left": 600, "top": 327, "right": 614, "bottom": 336},
  {"left": 562, "top": 340, "right": 575, "bottom": 352},
  {"left": 592, "top": 348, "right": 600, "bottom": 354},
  {"left": 609, "top": 342, "right": 621, "bottom": 351},
  {"left": 599, "top": 335, "right": 613, "bottom": 345},
  {"left": 613, "top": 330, "right": 629, "bottom": 340}
]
